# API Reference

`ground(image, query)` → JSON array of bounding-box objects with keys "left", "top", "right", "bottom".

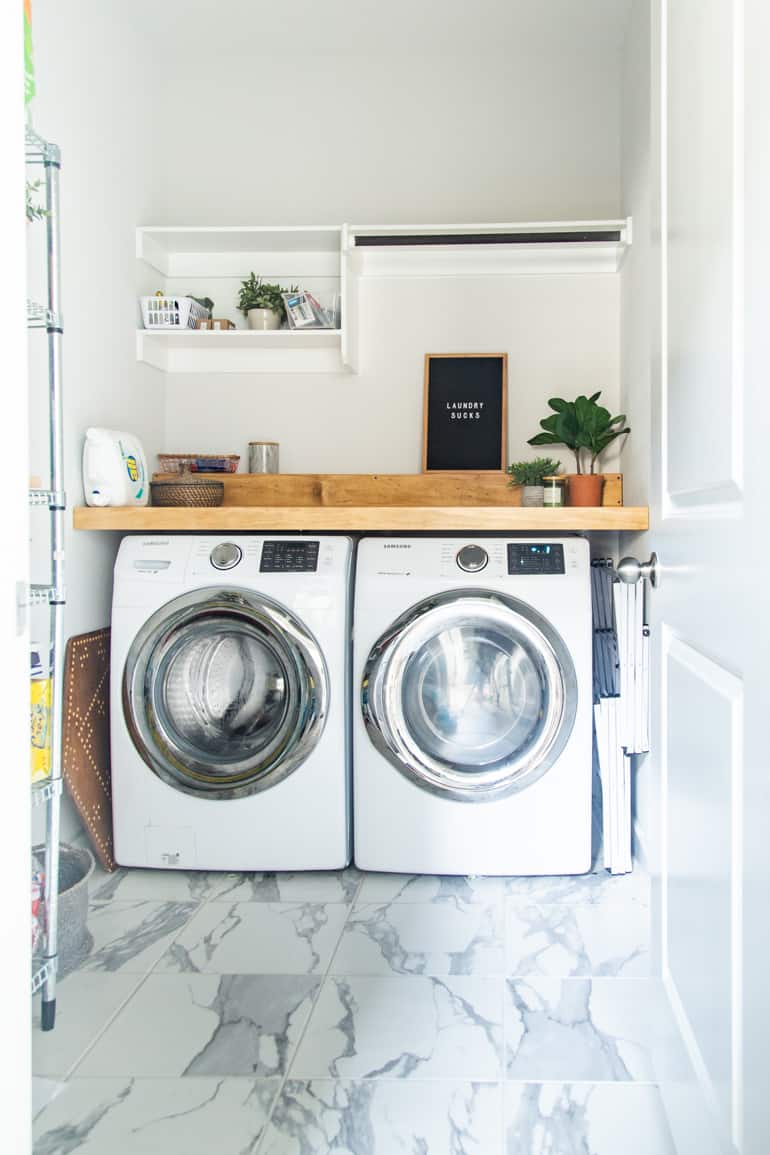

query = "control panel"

[
  {"left": 507, "top": 543, "right": 565, "bottom": 574},
  {"left": 260, "top": 540, "right": 320, "bottom": 573}
]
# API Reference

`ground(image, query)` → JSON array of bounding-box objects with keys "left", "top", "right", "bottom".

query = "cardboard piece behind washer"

[{"left": 62, "top": 628, "right": 116, "bottom": 872}]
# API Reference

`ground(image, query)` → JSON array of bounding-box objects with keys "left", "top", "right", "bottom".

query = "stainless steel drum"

[
  {"left": 123, "top": 587, "right": 328, "bottom": 799},
  {"left": 362, "top": 589, "right": 577, "bottom": 802}
]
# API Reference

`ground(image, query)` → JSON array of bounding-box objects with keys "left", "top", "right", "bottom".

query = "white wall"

[
  {"left": 30, "top": 0, "right": 165, "bottom": 841},
  {"left": 149, "top": 0, "right": 630, "bottom": 226},
  {"left": 165, "top": 273, "right": 621, "bottom": 474}
]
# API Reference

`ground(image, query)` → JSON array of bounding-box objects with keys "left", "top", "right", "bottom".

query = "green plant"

[
  {"left": 527, "top": 392, "right": 630, "bottom": 474},
  {"left": 237, "top": 273, "right": 297, "bottom": 322},
  {"left": 506, "top": 457, "right": 562, "bottom": 487},
  {"left": 26, "top": 179, "right": 46, "bottom": 222}
]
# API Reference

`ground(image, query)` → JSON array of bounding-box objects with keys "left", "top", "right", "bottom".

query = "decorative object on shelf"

[
  {"left": 140, "top": 293, "right": 210, "bottom": 330},
  {"left": 506, "top": 457, "right": 562, "bottom": 507},
  {"left": 32, "top": 843, "right": 95, "bottom": 978},
  {"left": 543, "top": 475, "right": 567, "bottom": 507},
  {"left": 82, "top": 427, "right": 149, "bottom": 507},
  {"left": 283, "top": 289, "right": 338, "bottom": 329},
  {"left": 187, "top": 294, "right": 214, "bottom": 315},
  {"left": 62, "top": 629, "right": 116, "bottom": 872},
  {"left": 195, "top": 318, "right": 235, "bottom": 330},
  {"left": 150, "top": 477, "right": 225, "bottom": 507},
  {"left": 248, "top": 441, "right": 279, "bottom": 473},
  {"left": 237, "top": 273, "right": 298, "bottom": 330},
  {"left": 423, "top": 354, "right": 508, "bottom": 472},
  {"left": 156, "top": 453, "right": 239, "bottom": 474},
  {"left": 527, "top": 392, "right": 630, "bottom": 507}
]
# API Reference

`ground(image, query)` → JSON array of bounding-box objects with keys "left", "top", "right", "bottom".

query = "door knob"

[{"left": 617, "top": 552, "right": 659, "bottom": 588}]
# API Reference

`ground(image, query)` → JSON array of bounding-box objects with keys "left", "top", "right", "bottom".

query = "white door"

[{"left": 623, "top": 2, "right": 770, "bottom": 1151}]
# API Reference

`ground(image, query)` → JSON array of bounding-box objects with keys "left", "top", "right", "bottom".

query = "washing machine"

[
  {"left": 111, "top": 535, "right": 352, "bottom": 871},
  {"left": 353, "top": 536, "right": 592, "bottom": 875}
]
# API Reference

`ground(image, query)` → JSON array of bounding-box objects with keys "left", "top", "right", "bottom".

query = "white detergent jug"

[{"left": 82, "top": 427, "right": 149, "bottom": 507}]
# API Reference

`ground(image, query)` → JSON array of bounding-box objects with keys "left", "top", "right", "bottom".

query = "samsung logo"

[
  {"left": 142, "top": 539, "right": 170, "bottom": 546},
  {"left": 383, "top": 544, "right": 411, "bottom": 549}
]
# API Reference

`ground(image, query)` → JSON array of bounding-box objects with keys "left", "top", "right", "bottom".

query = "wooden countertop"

[{"left": 73, "top": 472, "right": 648, "bottom": 532}]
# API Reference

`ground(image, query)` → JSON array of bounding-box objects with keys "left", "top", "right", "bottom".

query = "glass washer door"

[
  {"left": 362, "top": 589, "right": 577, "bottom": 802},
  {"left": 124, "top": 587, "right": 328, "bottom": 799}
]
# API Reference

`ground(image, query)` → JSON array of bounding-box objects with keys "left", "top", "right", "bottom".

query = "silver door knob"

[{"left": 617, "top": 552, "right": 659, "bottom": 588}]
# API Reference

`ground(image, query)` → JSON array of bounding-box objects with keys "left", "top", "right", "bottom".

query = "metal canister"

[
  {"left": 542, "top": 476, "right": 566, "bottom": 508},
  {"left": 248, "top": 441, "right": 279, "bottom": 473}
]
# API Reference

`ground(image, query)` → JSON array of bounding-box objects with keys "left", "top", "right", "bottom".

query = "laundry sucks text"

[{"left": 446, "top": 401, "right": 484, "bottom": 420}]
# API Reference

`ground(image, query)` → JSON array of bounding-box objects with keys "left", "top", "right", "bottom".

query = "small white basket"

[{"left": 140, "top": 296, "right": 209, "bottom": 330}]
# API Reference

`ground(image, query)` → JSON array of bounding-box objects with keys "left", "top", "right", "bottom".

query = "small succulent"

[{"left": 506, "top": 458, "right": 562, "bottom": 487}]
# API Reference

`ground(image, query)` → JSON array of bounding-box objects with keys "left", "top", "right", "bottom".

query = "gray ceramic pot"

[{"left": 521, "top": 485, "right": 545, "bottom": 507}]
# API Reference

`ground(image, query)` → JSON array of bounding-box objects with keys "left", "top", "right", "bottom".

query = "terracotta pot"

[{"left": 566, "top": 473, "right": 604, "bottom": 507}]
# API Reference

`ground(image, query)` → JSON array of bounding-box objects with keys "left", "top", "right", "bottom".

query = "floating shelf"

[
  {"left": 75, "top": 472, "right": 646, "bottom": 531},
  {"left": 137, "top": 328, "right": 345, "bottom": 374},
  {"left": 74, "top": 504, "right": 647, "bottom": 531}
]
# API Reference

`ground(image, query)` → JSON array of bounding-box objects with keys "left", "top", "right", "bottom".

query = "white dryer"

[
  {"left": 111, "top": 535, "right": 352, "bottom": 871},
  {"left": 353, "top": 536, "right": 592, "bottom": 875}
]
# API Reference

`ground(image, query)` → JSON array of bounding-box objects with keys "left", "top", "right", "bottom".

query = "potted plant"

[
  {"left": 527, "top": 392, "right": 630, "bottom": 506},
  {"left": 237, "top": 273, "right": 296, "bottom": 330},
  {"left": 506, "top": 457, "right": 562, "bottom": 507}
]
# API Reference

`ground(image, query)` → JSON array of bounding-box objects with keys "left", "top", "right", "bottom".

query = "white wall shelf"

[
  {"left": 136, "top": 219, "right": 631, "bottom": 375},
  {"left": 137, "top": 327, "right": 344, "bottom": 374}
]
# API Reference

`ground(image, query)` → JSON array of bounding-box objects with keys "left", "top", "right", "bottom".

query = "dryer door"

[
  {"left": 123, "top": 587, "right": 328, "bottom": 799},
  {"left": 362, "top": 589, "right": 577, "bottom": 801}
]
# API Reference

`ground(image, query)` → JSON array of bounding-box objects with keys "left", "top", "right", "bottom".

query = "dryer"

[
  {"left": 111, "top": 535, "right": 352, "bottom": 871},
  {"left": 353, "top": 536, "right": 592, "bottom": 875}
]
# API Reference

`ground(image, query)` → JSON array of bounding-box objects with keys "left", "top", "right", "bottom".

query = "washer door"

[
  {"left": 124, "top": 587, "right": 328, "bottom": 799},
  {"left": 362, "top": 590, "right": 577, "bottom": 801}
]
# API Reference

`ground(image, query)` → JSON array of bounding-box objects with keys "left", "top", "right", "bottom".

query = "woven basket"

[{"left": 150, "top": 479, "right": 224, "bottom": 507}]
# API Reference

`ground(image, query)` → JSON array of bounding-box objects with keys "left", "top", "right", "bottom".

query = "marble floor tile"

[
  {"left": 332, "top": 900, "right": 504, "bottom": 976},
  {"left": 32, "top": 1077, "right": 279, "bottom": 1155},
  {"left": 157, "top": 902, "right": 349, "bottom": 975},
  {"left": 32, "top": 972, "right": 145, "bottom": 1077},
  {"left": 503, "top": 868, "right": 650, "bottom": 907},
  {"left": 356, "top": 873, "right": 502, "bottom": 906},
  {"left": 505, "top": 978, "right": 678, "bottom": 1082},
  {"left": 505, "top": 901, "right": 650, "bottom": 977},
  {"left": 505, "top": 1083, "right": 676, "bottom": 1155},
  {"left": 75, "top": 973, "right": 320, "bottom": 1078},
  {"left": 90, "top": 864, "right": 361, "bottom": 907},
  {"left": 261, "top": 1079, "right": 503, "bottom": 1155},
  {"left": 290, "top": 974, "right": 503, "bottom": 1080},
  {"left": 79, "top": 899, "right": 199, "bottom": 973},
  {"left": 31, "top": 1078, "right": 65, "bottom": 1120}
]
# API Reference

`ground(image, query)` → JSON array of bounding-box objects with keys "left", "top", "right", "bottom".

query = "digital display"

[
  {"left": 260, "top": 540, "right": 320, "bottom": 573},
  {"left": 507, "top": 543, "right": 565, "bottom": 574}
]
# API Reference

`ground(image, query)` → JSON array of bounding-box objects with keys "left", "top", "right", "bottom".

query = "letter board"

[{"left": 422, "top": 354, "right": 508, "bottom": 472}]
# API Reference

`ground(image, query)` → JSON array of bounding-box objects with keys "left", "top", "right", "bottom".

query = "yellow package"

[{"left": 30, "top": 661, "right": 52, "bottom": 783}]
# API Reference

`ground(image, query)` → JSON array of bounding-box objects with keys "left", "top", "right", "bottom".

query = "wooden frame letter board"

[{"left": 423, "top": 354, "right": 508, "bottom": 472}]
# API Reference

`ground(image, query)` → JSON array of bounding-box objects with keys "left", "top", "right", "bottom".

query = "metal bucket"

[{"left": 33, "top": 843, "right": 95, "bottom": 978}]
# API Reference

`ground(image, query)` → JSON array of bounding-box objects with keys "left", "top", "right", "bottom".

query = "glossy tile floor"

[{"left": 32, "top": 857, "right": 684, "bottom": 1153}]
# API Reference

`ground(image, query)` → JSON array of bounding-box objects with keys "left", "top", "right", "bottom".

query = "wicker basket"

[{"left": 150, "top": 479, "right": 224, "bottom": 507}]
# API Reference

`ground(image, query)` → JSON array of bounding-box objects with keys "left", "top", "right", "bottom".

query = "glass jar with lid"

[{"left": 542, "top": 476, "right": 566, "bottom": 508}]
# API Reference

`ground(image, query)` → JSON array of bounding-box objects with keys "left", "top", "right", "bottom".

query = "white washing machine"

[
  {"left": 111, "top": 534, "right": 352, "bottom": 871},
  {"left": 353, "top": 536, "right": 592, "bottom": 875}
]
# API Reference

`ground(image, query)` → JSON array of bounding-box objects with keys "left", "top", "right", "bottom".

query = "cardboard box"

[{"left": 195, "top": 318, "right": 235, "bottom": 331}]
